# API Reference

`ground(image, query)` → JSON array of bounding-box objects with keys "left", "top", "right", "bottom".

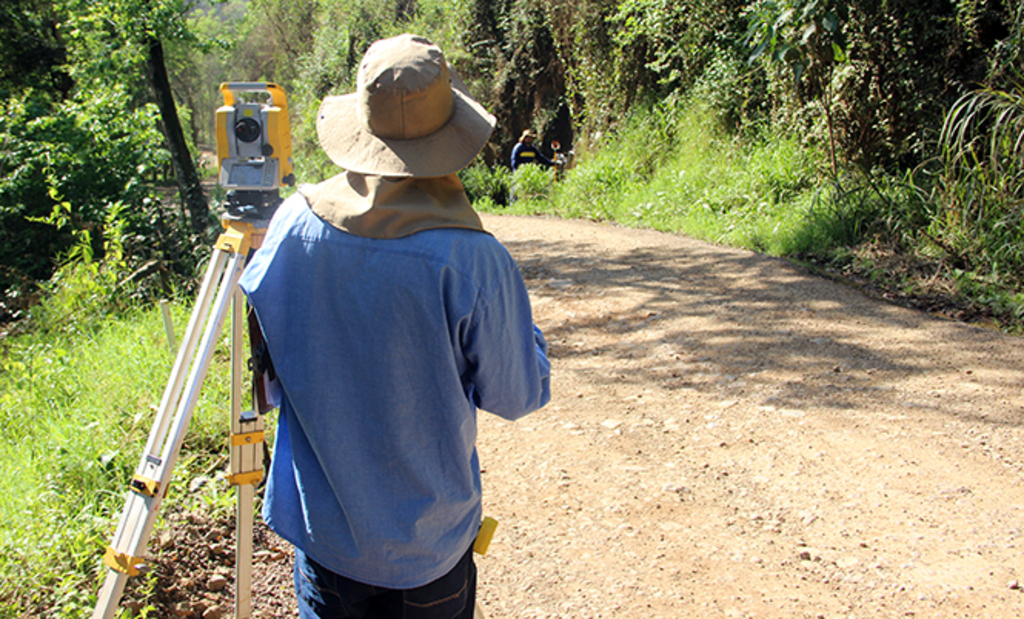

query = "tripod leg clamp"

[
  {"left": 130, "top": 475, "right": 160, "bottom": 498},
  {"left": 103, "top": 547, "right": 144, "bottom": 577},
  {"left": 231, "top": 430, "right": 264, "bottom": 446},
  {"left": 229, "top": 429, "right": 265, "bottom": 486},
  {"left": 228, "top": 471, "right": 264, "bottom": 486}
]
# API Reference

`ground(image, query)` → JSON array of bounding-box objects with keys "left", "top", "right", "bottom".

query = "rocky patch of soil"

[{"left": 122, "top": 509, "right": 295, "bottom": 618}]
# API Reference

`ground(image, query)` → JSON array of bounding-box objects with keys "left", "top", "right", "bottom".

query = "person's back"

[
  {"left": 239, "top": 34, "right": 551, "bottom": 619},
  {"left": 243, "top": 192, "right": 548, "bottom": 587}
]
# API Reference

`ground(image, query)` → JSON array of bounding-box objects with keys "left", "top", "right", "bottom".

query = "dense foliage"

[
  {"left": 2, "top": 0, "right": 1021, "bottom": 325},
  {"left": 0, "top": 0, "right": 221, "bottom": 322}
]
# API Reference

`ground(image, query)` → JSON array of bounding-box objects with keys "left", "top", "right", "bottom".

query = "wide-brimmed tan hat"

[{"left": 316, "top": 34, "right": 496, "bottom": 178}]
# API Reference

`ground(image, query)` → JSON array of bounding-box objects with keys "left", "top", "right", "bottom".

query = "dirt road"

[
  {"left": 472, "top": 215, "right": 1024, "bottom": 618},
  {"left": 146, "top": 214, "right": 1024, "bottom": 618}
]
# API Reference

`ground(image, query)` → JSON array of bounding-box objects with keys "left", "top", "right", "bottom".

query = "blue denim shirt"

[{"left": 238, "top": 195, "right": 551, "bottom": 588}]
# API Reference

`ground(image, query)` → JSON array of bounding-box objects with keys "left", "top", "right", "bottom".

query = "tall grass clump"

[
  {"left": 460, "top": 163, "right": 512, "bottom": 209},
  {"left": 910, "top": 77, "right": 1024, "bottom": 326},
  {"left": 635, "top": 120, "right": 825, "bottom": 256},
  {"left": 801, "top": 170, "right": 935, "bottom": 254},
  {"left": 805, "top": 74, "right": 1024, "bottom": 328},
  {"left": 0, "top": 240, "right": 236, "bottom": 615},
  {"left": 936, "top": 79, "right": 1024, "bottom": 285}
]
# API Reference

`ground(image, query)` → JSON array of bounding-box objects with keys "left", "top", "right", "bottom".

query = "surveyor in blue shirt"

[
  {"left": 239, "top": 34, "right": 551, "bottom": 619},
  {"left": 510, "top": 129, "right": 554, "bottom": 171}
]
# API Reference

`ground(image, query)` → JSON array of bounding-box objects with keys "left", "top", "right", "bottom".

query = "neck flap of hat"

[{"left": 299, "top": 172, "right": 486, "bottom": 240}]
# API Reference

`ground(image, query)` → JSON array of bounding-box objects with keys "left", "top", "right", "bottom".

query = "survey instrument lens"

[{"left": 234, "top": 117, "right": 262, "bottom": 143}]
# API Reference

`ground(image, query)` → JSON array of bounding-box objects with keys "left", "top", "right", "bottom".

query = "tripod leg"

[
  {"left": 146, "top": 250, "right": 230, "bottom": 457},
  {"left": 235, "top": 483, "right": 257, "bottom": 618},
  {"left": 230, "top": 286, "right": 264, "bottom": 619},
  {"left": 92, "top": 250, "right": 247, "bottom": 619}
]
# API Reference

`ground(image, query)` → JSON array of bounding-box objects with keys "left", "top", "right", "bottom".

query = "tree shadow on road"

[{"left": 503, "top": 234, "right": 1021, "bottom": 428}]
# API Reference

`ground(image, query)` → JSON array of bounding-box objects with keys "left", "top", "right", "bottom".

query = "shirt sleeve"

[{"left": 461, "top": 258, "right": 551, "bottom": 421}]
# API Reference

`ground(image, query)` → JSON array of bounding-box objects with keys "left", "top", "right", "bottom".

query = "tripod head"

[{"left": 215, "top": 82, "right": 295, "bottom": 221}]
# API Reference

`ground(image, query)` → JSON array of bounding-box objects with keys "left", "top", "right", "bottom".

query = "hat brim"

[{"left": 317, "top": 87, "right": 496, "bottom": 178}]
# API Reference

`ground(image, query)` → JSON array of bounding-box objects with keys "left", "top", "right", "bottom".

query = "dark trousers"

[{"left": 293, "top": 545, "right": 477, "bottom": 619}]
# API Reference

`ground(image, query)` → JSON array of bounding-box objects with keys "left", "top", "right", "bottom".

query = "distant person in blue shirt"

[
  {"left": 510, "top": 129, "right": 553, "bottom": 171},
  {"left": 239, "top": 34, "right": 551, "bottom": 619}
]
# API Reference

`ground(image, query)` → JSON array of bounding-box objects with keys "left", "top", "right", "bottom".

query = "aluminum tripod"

[{"left": 92, "top": 216, "right": 270, "bottom": 619}]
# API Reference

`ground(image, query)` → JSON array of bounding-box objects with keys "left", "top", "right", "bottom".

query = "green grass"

[
  {"left": 0, "top": 264, "right": 241, "bottom": 616},
  {"left": 473, "top": 103, "right": 827, "bottom": 257}
]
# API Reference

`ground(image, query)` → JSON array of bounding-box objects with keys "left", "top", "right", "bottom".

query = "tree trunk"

[{"left": 146, "top": 35, "right": 208, "bottom": 237}]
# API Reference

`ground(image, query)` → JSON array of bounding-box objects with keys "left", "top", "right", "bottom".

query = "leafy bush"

[
  {"left": 510, "top": 163, "right": 555, "bottom": 205},
  {"left": 0, "top": 92, "right": 147, "bottom": 286},
  {"left": 0, "top": 85, "right": 200, "bottom": 321},
  {"left": 460, "top": 162, "right": 511, "bottom": 207}
]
